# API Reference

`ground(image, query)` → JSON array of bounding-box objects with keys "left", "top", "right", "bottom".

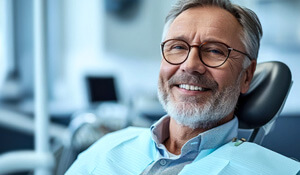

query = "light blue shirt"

[{"left": 141, "top": 116, "right": 238, "bottom": 174}]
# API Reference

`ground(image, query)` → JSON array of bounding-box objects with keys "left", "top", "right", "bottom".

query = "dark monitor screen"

[{"left": 86, "top": 76, "right": 118, "bottom": 103}]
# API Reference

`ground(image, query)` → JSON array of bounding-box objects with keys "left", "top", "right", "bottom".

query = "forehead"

[{"left": 166, "top": 6, "right": 243, "bottom": 46}]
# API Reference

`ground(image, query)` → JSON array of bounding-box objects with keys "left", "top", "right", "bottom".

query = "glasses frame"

[{"left": 161, "top": 39, "right": 252, "bottom": 68}]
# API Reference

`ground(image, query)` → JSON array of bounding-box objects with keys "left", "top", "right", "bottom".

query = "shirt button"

[{"left": 160, "top": 159, "right": 167, "bottom": 166}]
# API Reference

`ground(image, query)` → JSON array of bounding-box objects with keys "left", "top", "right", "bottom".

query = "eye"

[
  {"left": 172, "top": 44, "right": 188, "bottom": 50},
  {"left": 208, "top": 49, "right": 224, "bottom": 55},
  {"left": 201, "top": 43, "right": 228, "bottom": 56}
]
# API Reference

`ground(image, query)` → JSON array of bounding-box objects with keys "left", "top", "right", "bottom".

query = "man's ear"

[{"left": 240, "top": 60, "right": 256, "bottom": 94}]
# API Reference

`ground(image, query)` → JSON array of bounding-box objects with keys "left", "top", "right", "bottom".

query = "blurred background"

[{"left": 0, "top": 0, "right": 299, "bottom": 174}]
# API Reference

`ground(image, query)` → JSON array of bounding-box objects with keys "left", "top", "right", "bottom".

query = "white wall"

[{"left": 59, "top": 0, "right": 173, "bottom": 109}]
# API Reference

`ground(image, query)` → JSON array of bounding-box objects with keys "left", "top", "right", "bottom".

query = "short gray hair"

[{"left": 162, "top": 0, "right": 263, "bottom": 62}]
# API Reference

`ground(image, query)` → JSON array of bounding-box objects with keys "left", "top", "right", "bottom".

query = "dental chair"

[{"left": 235, "top": 61, "right": 292, "bottom": 144}]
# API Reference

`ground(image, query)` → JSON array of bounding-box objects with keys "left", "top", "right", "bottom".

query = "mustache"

[{"left": 168, "top": 72, "right": 218, "bottom": 90}]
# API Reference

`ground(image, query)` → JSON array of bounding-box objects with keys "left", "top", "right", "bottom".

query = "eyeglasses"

[{"left": 161, "top": 39, "right": 252, "bottom": 68}]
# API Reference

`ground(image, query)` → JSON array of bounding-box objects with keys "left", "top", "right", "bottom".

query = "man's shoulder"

[
  {"left": 91, "top": 126, "right": 149, "bottom": 150},
  {"left": 216, "top": 141, "right": 296, "bottom": 158},
  {"left": 214, "top": 141, "right": 300, "bottom": 174},
  {"left": 181, "top": 141, "right": 300, "bottom": 175},
  {"left": 65, "top": 126, "right": 150, "bottom": 174},
  {"left": 215, "top": 141, "right": 300, "bottom": 163}
]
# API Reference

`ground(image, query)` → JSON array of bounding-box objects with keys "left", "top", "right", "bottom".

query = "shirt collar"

[{"left": 150, "top": 115, "right": 238, "bottom": 157}]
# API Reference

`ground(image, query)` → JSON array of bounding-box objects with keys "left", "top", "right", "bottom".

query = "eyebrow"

[{"left": 165, "top": 36, "right": 231, "bottom": 46}]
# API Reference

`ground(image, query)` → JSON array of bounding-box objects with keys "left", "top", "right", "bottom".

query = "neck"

[{"left": 164, "top": 112, "right": 234, "bottom": 155}]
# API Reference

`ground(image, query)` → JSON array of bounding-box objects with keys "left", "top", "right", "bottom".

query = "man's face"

[{"left": 158, "top": 6, "right": 255, "bottom": 129}]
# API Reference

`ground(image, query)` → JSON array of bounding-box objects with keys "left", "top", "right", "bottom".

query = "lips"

[
  {"left": 168, "top": 72, "right": 218, "bottom": 93},
  {"left": 178, "top": 84, "right": 210, "bottom": 91}
]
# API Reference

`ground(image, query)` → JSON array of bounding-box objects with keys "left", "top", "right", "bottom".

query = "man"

[{"left": 66, "top": 0, "right": 300, "bottom": 174}]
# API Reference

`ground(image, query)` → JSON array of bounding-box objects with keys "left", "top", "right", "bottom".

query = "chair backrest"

[{"left": 235, "top": 61, "right": 292, "bottom": 143}]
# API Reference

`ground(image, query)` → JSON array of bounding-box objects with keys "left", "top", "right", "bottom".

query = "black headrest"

[{"left": 235, "top": 61, "right": 292, "bottom": 129}]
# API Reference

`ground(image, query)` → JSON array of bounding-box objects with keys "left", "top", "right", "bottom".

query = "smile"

[{"left": 178, "top": 84, "right": 209, "bottom": 91}]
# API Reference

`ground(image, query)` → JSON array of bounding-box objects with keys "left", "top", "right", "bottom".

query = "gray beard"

[{"left": 157, "top": 73, "right": 242, "bottom": 129}]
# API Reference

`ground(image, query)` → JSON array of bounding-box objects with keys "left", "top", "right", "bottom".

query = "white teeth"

[{"left": 179, "top": 84, "right": 205, "bottom": 91}]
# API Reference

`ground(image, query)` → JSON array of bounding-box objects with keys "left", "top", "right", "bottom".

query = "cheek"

[
  {"left": 210, "top": 69, "right": 239, "bottom": 90},
  {"left": 159, "top": 61, "right": 179, "bottom": 82}
]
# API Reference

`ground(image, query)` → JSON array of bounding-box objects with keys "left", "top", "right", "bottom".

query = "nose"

[{"left": 180, "top": 47, "right": 206, "bottom": 74}]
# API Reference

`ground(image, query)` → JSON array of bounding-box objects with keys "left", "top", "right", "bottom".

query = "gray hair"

[{"left": 162, "top": 0, "right": 263, "bottom": 64}]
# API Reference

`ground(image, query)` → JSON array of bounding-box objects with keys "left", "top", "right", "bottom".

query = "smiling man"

[
  {"left": 66, "top": 0, "right": 300, "bottom": 174},
  {"left": 156, "top": 5, "right": 255, "bottom": 157}
]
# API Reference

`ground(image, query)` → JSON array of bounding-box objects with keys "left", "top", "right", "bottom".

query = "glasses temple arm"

[{"left": 231, "top": 48, "right": 253, "bottom": 60}]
